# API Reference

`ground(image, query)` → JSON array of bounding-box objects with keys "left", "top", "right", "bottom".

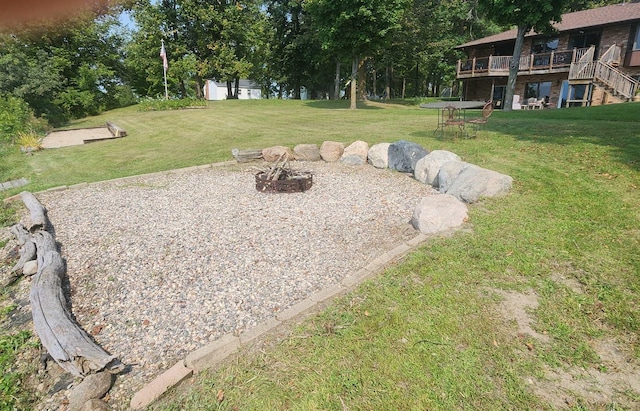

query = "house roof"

[{"left": 457, "top": 1, "right": 640, "bottom": 49}]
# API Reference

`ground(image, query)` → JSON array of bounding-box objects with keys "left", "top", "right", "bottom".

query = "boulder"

[
  {"left": 414, "top": 150, "right": 461, "bottom": 186},
  {"left": 367, "top": 143, "right": 391, "bottom": 169},
  {"left": 293, "top": 144, "right": 321, "bottom": 161},
  {"left": 410, "top": 194, "right": 468, "bottom": 234},
  {"left": 340, "top": 141, "right": 369, "bottom": 165},
  {"left": 437, "top": 161, "right": 513, "bottom": 203},
  {"left": 388, "top": 140, "right": 428, "bottom": 173},
  {"left": 262, "top": 146, "right": 295, "bottom": 162},
  {"left": 319, "top": 141, "right": 345, "bottom": 162},
  {"left": 68, "top": 372, "right": 113, "bottom": 411}
]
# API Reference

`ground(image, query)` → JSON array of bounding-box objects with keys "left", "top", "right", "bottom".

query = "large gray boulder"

[
  {"left": 388, "top": 140, "right": 428, "bottom": 173},
  {"left": 340, "top": 140, "right": 369, "bottom": 165},
  {"left": 367, "top": 143, "right": 391, "bottom": 169},
  {"left": 319, "top": 141, "right": 345, "bottom": 162},
  {"left": 437, "top": 161, "right": 513, "bottom": 203},
  {"left": 293, "top": 144, "right": 322, "bottom": 161},
  {"left": 68, "top": 372, "right": 113, "bottom": 411},
  {"left": 414, "top": 150, "right": 461, "bottom": 186},
  {"left": 410, "top": 194, "right": 468, "bottom": 234},
  {"left": 262, "top": 146, "right": 295, "bottom": 162}
]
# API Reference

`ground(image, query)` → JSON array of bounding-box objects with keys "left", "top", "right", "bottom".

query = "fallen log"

[
  {"left": 20, "top": 191, "right": 47, "bottom": 232},
  {"left": 10, "top": 223, "right": 36, "bottom": 274},
  {"left": 30, "top": 231, "right": 124, "bottom": 377}
]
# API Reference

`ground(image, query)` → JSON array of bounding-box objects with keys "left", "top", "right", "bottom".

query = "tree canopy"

[{"left": 0, "top": 0, "right": 623, "bottom": 130}]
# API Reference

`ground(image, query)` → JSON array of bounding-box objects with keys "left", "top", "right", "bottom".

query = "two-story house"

[{"left": 456, "top": 2, "right": 640, "bottom": 108}]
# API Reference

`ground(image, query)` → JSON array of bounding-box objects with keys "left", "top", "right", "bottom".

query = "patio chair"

[
  {"left": 442, "top": 105, "right": 466, "bottom": 138},
  {"left": 527, "top": 97, "right": 545, "bottom": 109},
  {"left": 466, "top": 101, "right": 493, "bottom": 138}
]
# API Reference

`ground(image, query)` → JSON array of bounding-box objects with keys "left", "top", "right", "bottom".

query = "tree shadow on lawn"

[
  {"left": 304, "top": 100, "right": 383, "bottom": 110},
  {"left": 486, "top": 111, "right": 640, "bottom": 172}
]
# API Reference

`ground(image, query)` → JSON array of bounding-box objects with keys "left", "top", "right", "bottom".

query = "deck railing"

[
  {"left": 599, "top": 44, "right": 622, "bottom": 65},
  {"left": 457, "top": 47, "right": 590, "bottom": 77},
  {"left": 570, "top": 61, "right": 638, "bottom": 99}
]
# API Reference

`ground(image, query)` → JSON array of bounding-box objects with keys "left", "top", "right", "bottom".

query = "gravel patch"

[{"left": 28, "top": 161, "right": 436, "bottom": 409}]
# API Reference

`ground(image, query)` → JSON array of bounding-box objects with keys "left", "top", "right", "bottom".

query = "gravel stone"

[{"left": 30, "top": 161, "right": 436, "bottom": 409}]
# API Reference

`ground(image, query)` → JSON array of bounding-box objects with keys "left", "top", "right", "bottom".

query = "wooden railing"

[
  {"left": 457, "top": 47, "right": 590, "bottom": 77},
  {"left": 570, "top": 61, "right": 639, "bottom": 99},
  {"left": 599, "top": 44, "right": 622, "bottom": 65}
]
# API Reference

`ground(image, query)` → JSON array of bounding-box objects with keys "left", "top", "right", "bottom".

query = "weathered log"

[
  {"left": 106, "top": 121, "right": 127, "bottom": 137},
  {"left": 20, "top": 191, "right": 47, "bottom": 232},
  {"left": 30, "top": 231, "right": 124, "bottom": 377},
  {"left": 231, "top": 148, "right": 263, "bottom": 163},
  {"left": 9, "top": 223, "right": 36, "bottom": 274}
]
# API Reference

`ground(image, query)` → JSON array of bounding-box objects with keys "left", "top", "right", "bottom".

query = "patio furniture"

[
  {"left": 420, "top": 101, "right": 486, "bottom": 139},
  {"left": 466, "top": 100, "right": 493, "bottom": 138},
  {"left": 526, "top": 97, "right": 546, "bottom": 109},
  {"left": 442, "top": 105, "right": 466, "bottom": 138}
]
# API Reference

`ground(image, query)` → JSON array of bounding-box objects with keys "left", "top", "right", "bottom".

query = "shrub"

[
  {"left": 0, "top": 95, "right": 31, "bottom": 144},
  {"left": 16, "top": 131, "right": 43, "bottom": 153}
]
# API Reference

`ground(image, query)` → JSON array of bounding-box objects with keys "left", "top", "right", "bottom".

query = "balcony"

[{"left": 457, "top": 48, "right": 590, "bottom": 79}]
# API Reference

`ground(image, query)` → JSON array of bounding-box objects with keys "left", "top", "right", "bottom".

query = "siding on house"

[{"left": 204, "top": 80, "right": 262, "bottom": 101}]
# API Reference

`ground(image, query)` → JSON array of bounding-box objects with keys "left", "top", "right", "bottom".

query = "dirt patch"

[
  {"left": 491, "top": 287, "right": 640, "bottom": 409},
  {"left": 41, "top": 128, "right": 117, "bottom": 148}
]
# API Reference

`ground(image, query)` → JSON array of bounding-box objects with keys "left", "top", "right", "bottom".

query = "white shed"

[{"left": 204, "top": 79, "right": 262, "bottom": 100}]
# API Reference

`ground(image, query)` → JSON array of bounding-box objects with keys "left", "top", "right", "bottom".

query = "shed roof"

[{"left": 457, "top": 2, "right": 640, "bottom": 49}]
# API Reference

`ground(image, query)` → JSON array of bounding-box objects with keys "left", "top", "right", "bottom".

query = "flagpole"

[{"left": 161, "top": 40, "right": 168, "bottom": 100}]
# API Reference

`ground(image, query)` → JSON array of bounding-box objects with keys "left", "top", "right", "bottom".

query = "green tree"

[
  {"left": 478, "top": 0, "right": 568, "bottom": 110},
  {"left": 0, "top": 14, "right": 128, "bottom": 124},
  {"left": 305, "top": 0, "right": 410, "bottom": 109}
]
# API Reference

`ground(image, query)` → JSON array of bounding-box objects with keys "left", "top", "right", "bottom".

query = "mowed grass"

[{"left": 1, "top": 100, "right": 639, "bottom": 409}]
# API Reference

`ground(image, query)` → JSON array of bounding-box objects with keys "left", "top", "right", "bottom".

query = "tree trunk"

[
  {"left": 357, "top": 57, "right": 367, "bottom": 100},
  {"left": 414, "top": 62, "right": 419, "bottom": 97},
  {"left": 234, "top": 77, "right": 240, "bottom": 99},
  {"left": 194, "top": 75, "right": 204, "bottom": 99},
  {"left": 226, "top": 80, "right": 234, "bottom": 99},
  {"left": 384, "top": 64, "right": 391, "bottom": 100},
  {"left": 402, "top": 77, "right": 406, "bottom": 99},
  {"left": 504, "top": 25, "right": 528, "bottom": 111},
  {"left": 334, "top": 59, "right": 341, "bottom": 100},
  {"left": 350, "top": 55, "right": 358, "bottom": 110},
  {"left": 372, "top": 69, "right": 377, "bottom": 98}
]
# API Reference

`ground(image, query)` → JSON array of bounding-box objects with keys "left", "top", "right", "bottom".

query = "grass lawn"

[{"left": 1, "top": 99, "right": 639, "bottom": 410}]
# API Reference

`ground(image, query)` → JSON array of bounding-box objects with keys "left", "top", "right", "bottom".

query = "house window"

[
  {"left": 634, "top": 24, "right": 640, "bottom": 50},
  {"left": 525, "top": 82, "right": 552, "bottom": 99},
  {"left": 531, "top": 38, "right": 559, "bottom": 54},
  {"left": 569, "top": 31, "right": 601, "bottom": 57}
]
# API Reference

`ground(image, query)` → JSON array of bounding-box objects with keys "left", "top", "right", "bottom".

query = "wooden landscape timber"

[
  {"left": 12, "top": 191, "right": 124, "bottom": 377},
  {"left": 106, "top": 121, "right": 127, "bottom": 138},
  {"left": 232, "top": 148, "right": 263, "bottom": 162}
]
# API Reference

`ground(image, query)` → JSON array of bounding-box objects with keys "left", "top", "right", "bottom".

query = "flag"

[{"left": 160, "top": 42, "right": 168, "bottom": 70}]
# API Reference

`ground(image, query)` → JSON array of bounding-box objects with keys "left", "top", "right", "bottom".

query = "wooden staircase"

[{"left": 569, "top": 45, "right": 639, "bottom": 103}]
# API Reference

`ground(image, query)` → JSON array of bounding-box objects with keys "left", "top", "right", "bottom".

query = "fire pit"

[{"left": 255, "top": 156, "right": 313, "bottom": 193}]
